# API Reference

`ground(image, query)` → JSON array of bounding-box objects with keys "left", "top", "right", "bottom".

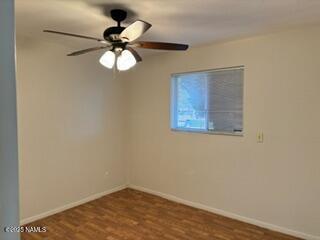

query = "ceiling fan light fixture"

[
  {"left": 116, "top": 50, "right": 136, "bottom": 71},
  {"left": 99, "top": 50, "right": 115, "bottom": 69},
  {"left": 44, "top": 9, "right": 189, "bottom": 71}
]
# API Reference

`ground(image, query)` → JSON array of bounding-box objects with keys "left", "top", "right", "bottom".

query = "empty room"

[{"left": 1, "top": 0, "right": 320, "bottom": 239}]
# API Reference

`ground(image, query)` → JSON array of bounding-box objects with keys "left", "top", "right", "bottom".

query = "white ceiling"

[{"left": 16, "top": 0, "right": 320, "bottom": 56}]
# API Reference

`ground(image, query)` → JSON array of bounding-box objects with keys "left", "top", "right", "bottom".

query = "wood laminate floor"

[{"left": 21, "top": 188, "right": 302, "bottom": 240}]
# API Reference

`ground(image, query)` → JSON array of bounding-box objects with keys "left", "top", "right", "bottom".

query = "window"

[{"left": 171, "top": 67, "right": 244, "bottom": 135}]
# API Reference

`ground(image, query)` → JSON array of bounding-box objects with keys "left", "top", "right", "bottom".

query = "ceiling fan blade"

[
  {"left": 67, "top": 46, "right": 108, "bottom": 56},
  {"left": 43, "top": 30, "right": 108, "bottom": 44},
  {"left": 133, "top": 41, "right": 189, "bottom": 51},
  {"left": 119, "top": 20, "right": 152, "bottom": 42},
  {"left": 127, "top": 47, "right": 142, "bottom": 62}
]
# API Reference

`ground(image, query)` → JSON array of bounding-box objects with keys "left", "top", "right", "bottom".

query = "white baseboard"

[
  {"left": 20, "top": 184, "right": 127, "bottom": 225},
  {"left": 129, "top": 184, "right": 320, "bottom": 240}
]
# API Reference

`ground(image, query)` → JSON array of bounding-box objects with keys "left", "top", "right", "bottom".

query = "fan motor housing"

[{"left": 103, "top": 26, "right": 125, "bottom": 42}]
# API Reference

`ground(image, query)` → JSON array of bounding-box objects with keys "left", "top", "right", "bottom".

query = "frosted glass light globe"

[
  {"left": 116, "top": 50, "right": 136, "bottom": 71},
  {"left": 99, "top": 51, "right": 115, "bottom": 69}
]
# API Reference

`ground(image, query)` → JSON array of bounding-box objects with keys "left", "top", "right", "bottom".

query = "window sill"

[{"left": 171, "top": 128, "right": 244, "bottom": 136}]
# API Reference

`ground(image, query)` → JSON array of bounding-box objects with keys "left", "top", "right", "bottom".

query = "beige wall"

[
  {"left": 16, "top": 39, "right": 127, "bottom": 221},
  {"left": 124, "top": 26, "right": 320, "bottom": 237}
]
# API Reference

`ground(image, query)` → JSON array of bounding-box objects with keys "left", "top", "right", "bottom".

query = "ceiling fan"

[{"left": 43, "top": 9, "right": 189, "bottom": 71}]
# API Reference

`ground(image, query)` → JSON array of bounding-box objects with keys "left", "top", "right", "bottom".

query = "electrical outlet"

[{"left": 257, "top": 132, "right": 264, "bottom": 143}]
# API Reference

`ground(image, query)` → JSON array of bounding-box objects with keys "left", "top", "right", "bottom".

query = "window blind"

[{"left": 207, "top": 68, "right": 243, "bottom": 133}]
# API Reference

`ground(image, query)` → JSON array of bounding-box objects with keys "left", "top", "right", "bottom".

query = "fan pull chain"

[{"left": 113, "top": 63, "right": 117, "bottom": 80}]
